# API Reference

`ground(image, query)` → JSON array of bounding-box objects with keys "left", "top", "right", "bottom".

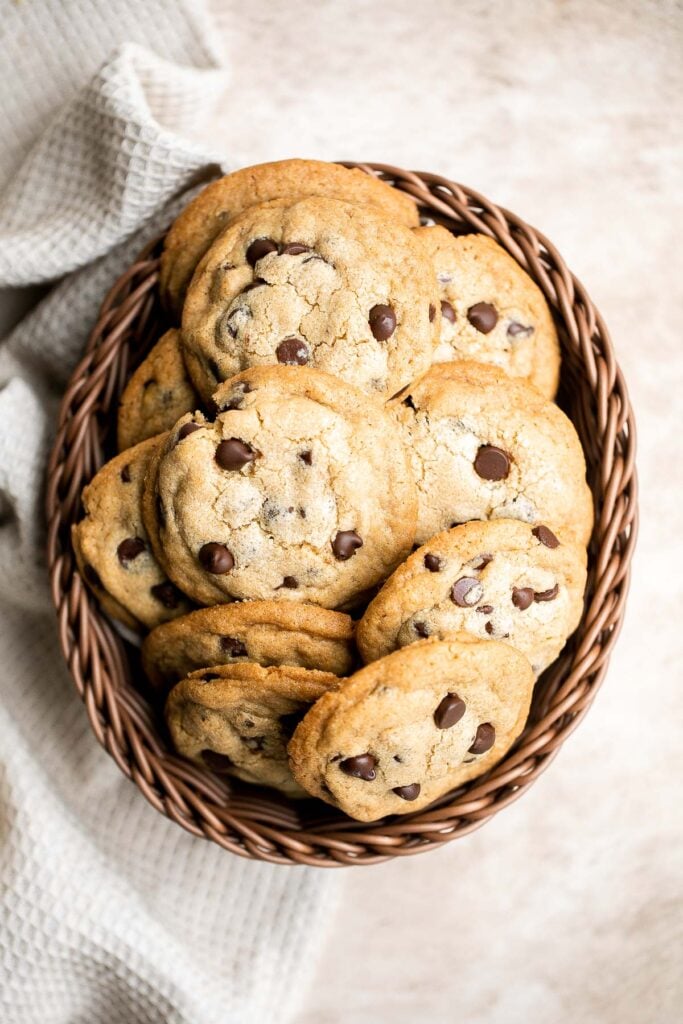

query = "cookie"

[
  {"left": 414, "top": 226, "right": 560, "bottom": 398},
  {"left": 393, "top": 361, "right": 593, "bottom": 546},
  {"left": 166, "top": 663, "right": 338, "bottom": 797},
  {"left": 180, "top": 195, "right": 439, "bottom": 402},
  {"left": 160, "top": 159, "right": 420, "bottom": 316},
  {"left": 356, "top": 518, "right": 587, "bottom": 675},
  {"left": 142, "top": 365, "right": 417, "bottom": 610},
  {"left": 142, "top": 601, "right": 356, "bottom": 689},
  {"left": 288, "top": 633, "right": 534, "bottom": 821},
  {"left": 116, "top": 329, "right": 199, "bottom": 452},
  {"left": 72, "top": 435, "right": 193, "bottom": 631}
]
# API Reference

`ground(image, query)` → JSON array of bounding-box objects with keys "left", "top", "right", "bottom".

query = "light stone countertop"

[
  {"left": 206, "top": 4, "right": 681, "bottom": 1021},
  {"left": 3, "top": 3, "right": 680, "bottom": 1021}
]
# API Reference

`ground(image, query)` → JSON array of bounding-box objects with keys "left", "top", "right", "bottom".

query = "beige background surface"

[
  {"left": 207, "top": 3, "right": 682, "bottom": 1021},
  {"left": 2, "top": 2, "right": 680, "bottom": 1021}
]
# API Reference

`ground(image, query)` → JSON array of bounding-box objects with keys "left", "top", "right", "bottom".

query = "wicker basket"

[{"left": 45, "top": 163, "right": 637, "bottom": 867}]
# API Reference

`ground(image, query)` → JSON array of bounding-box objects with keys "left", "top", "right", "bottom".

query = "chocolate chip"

[
  {"left": 177, "top": 422, "right": 201, "bottom": 443},
  {"left": 207, "top": 358, "right": 222, "bottom": 382},
  {"left": 434, "top": 693, "right": 466, "bottom": 729},
  {"left": 485, "top": 621, "right": 494, "bottom": 635},
  {"left": 120, "top": 464, "right": 131, "bottom": 483},
  {"left": 201, "top": 750, "right": 233, "bottom": 772},
  {"left": 281, "top": 242, "right": 311, "bottom": 255},
  {"left": 532, "top": 525, "right": 560, "bottom": 549},
  {"left": 476, "top": 604, "right": 494, "bottom": 614},
  {"left": 393, "top": 783, "right": 421, "bottom": 801},
  {"left": 369, "top": 304, "right": 397, "bottom": 341},
  {"left": 117, "top": 537, "right": 145, "bottom": 565},
  {"left": 199, "top": 543, "right": 234, "bottom": 574},
  {"left": 467, "top": 302, "right": 498, "bottom": 333},
  {"left": 219, "top": 636, "right": 247, "bottom": 657},
  {"left": 339, "top": 754, "right": 377, "bottom": 780},
  {"left": 215, "top": 438, "right": 257, "bottom": 470},
  {"left": 512, "top": 586, "right": 534, "bottom": 610},
  {"left": 150, "top": 582, "right": 181, "bottom": 608},
  {"left": 276, "top": 337, "right": 309, "bottom": 365},
  {"left": 534, "top": 584, "right": 559, "bottom": 602},
  {"left": 246, "top": 237, "right": 278, "bottom": 265},
  {"left": 468, "top": 553, "right": 493, "bottom": 570},
  {"left": 280, "top": 711, "right": 304, "bottom": 739},
  {"left": 440, "top": 300, "right": 456, "bottom": 323},
  {"left": 507, "top": 321, "right": 534, "bottom": 338},
  {"left": 451, "top": 577, "right": 483, "bottom": 607},
  {"left": 424, "top": 553, "right": 443, "bottom": 572},
  {"left": 331, "top": 530, "right": 363, "bottom": 560},
  {"left": 279, "top": 576, "right": 298, "bottom": 589},
  {"left": 299, "top": 450, "right": 313, "bottom": 465},
  {"left": 474, "top": 445, "right": 510, "bottom": 481},
  {"left": 429, "top": 303, "right": 436, "bottom": 322},
  {"left": 468, "top": 723, "right": 495, "bottom": 754},
  {"left": 414, "top": 621, "right": 430, "bottom": 638},
  {"left": 84, "top": 564, "right": 101, "bottom": 589},
  {"left": 402, "top": 394, "right": 416, "bottom": 410}
]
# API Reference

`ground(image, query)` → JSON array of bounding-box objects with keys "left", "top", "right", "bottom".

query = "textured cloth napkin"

[{"left": 0, "top": 3, "right": 338, "bottom": 1022}]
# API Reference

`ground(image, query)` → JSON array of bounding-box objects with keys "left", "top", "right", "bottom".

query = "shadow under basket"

[{"left": 45, "top": 163, "right": 638, "bottom": 867}]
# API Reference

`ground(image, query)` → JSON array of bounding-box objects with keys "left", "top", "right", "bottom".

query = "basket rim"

[{"left": 45, "top": 161, "right": 638, "bottom": 867}]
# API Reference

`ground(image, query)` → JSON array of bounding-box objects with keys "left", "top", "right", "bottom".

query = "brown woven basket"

[{"left": 45, "top": 163, "right": 637, "bottom": 867}]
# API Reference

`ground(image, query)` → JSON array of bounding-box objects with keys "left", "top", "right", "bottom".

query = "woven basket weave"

[{"left": 45, "top": 163, "right": 637, "bottom": 867}]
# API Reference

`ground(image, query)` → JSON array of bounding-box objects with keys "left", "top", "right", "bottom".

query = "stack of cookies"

[{"left": 73, "top": 159, "right": 592, "bottom": 823}]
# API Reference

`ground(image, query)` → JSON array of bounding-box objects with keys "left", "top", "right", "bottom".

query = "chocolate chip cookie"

[
  {"left": 288, "top": 633, "right": 534, "bottom": 821},
  {"left": 356, "top": 518, "right": 587, "bottom": 675},
  {"left": 142, "top": 601, "right": 356, "bottom": 689},
  {"left": 393, "top": 361, "right": 593, "bottom": 545},
  {"left": 72, "top": 435, "right": 193, "bottom": 631},
  {"left": 180, "top": 196, "right": 439, "bottom": 402},
  {"left": 142, "top": 366, "right": 417, "bottom": 610},
  {"left": 166, "top": 663, "right": 339, "bottom": 797},
  {"left": 116, "top": 329, "right": 199, "bottom": 452},
  {"left": 415, "top": 226, "right": 560, "bottom": 398},
  {"left": 161, "top": 159, "right": 420, "bottom": 317}
]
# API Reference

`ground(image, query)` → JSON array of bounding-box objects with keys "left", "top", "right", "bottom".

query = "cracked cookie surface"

[
  {"left": 393, "top": 361, "right": 593, "bottom": 545},
  {"left": 356, "top": 518, "right": 587, "bottom": 675},
  {"left": 415, "top": 226, "right": 560, "bottom": 398},
  {"left": 161, "top": 159, "right": 420, "bottom": 317},
  {"left": 166, "top": 662, "right": 339, "bottom": 797},
  {"left": 181, "top": 196, "right": 439, "bottom": 402},
  {"left": 117, "top": 329, "right": 199, "bottom": 452},
  {"left": 288, "top": 633, "right": 534, "bottom": 821},
  {"left": 142, "top": 366, "right": 417, "bottom": 610},
  {"left": 142, "top": 600, "right": 356, "bottom": 689},
  {"left": 72, "top": 435, "right": 193, "bottom": 631}
]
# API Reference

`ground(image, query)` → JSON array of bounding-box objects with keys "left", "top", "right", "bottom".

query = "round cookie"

[
  {"left": 180, "top": 196, "right": 440, "bottom": 402},
  {"left": 117, "top": 329, "right": 199, "bottom": 452},
  {"left": 72, "top": 435, "right": 193, "bottom": 631},
  {"left": 414, "top": 226, "right": 560, "bottom": 398},
  {"left": 356, "top": 519, "right": 587, "bottom": 675},
  {"left": 161, "top": 159, "right": 420, "bottom": 317},
  {"left": 393, "top": 361, "right": 593, "bottom": 546},
  {"left": 288, "top": 633, "right": 534, "bottom": 821},
  {"left": 166, "top": 663, "right": 339, "bottom": 797},
  {"left": 142, "top": 601, "right": 356, "bottom": 689},
  {"left": 142, "top": 366, "right": 417, "bottom": 610}
]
